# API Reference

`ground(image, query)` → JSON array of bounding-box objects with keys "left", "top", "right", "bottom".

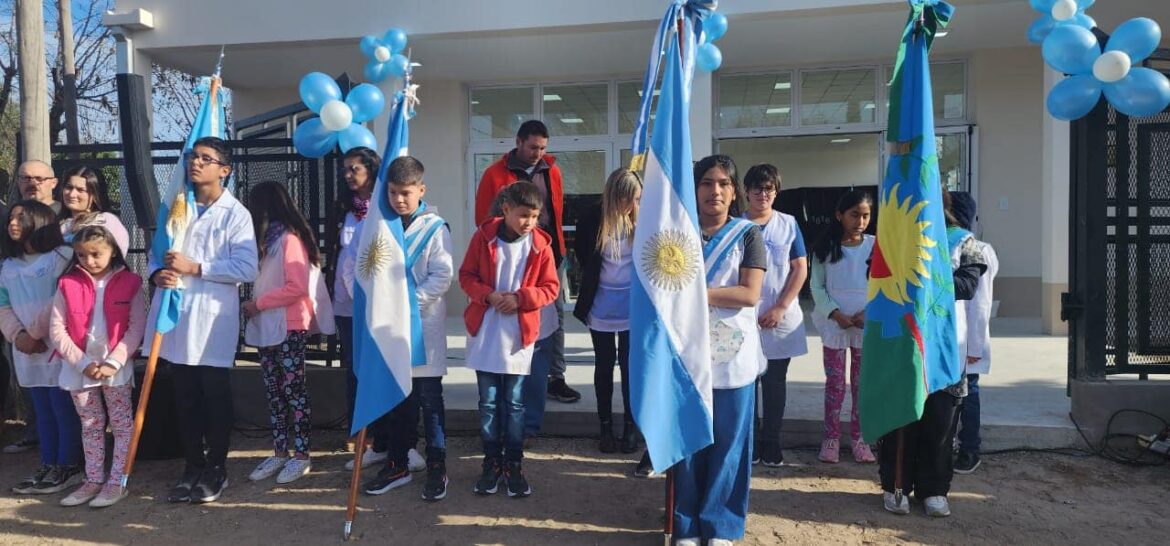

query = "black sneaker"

[
  {"left": 421, "top": 462, "right": 447, "bottom": 502},
  {"left": 167, "top": 467, "right": 203, "bottom": 503},
  {"left": 190, "top": 465, "right": 228, "bottom": 503},
  {"left": 2, "top": 437, "right": 39, "bottom": 454},
  {"left": 503, "top": 460, "right": 531, "bottom": 498},
  {"left": 12, "top": 464, "right": 52, "bottom": 494},
  {"left": 634, "top": 452, "right": 656, "bottom": 478},
  {"left": 31, "top": 465, "right": 81, "bottom": 494},
  {"left": 363, "top": 462, "right": 411, "bottom": 495},
  {"left": 473, "top": 457, "right": 502, "bottom": 495},
  {"left": 954, "top": 452, "right": 981, "bottom": 475},
  {"left": 619, "top": 422, "right": 640, "bottom": 454},
  {"left": 599, "top": 422, "right": 617, "bottom": 453},
  {"left": 546, "top": 378, "right": 581, "bottom": 403},
  {"left": 759, "top": 444, "right": 785, "bottom": 468}
]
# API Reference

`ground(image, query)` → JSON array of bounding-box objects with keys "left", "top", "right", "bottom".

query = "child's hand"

[
  {"left": 83, "top": 362, "right": 102, "bottom": 380},
  {"left": 486, "top": 291, "right": 504, "bottom": 309},
  {"left": 758, "top": 306, "right": 785, "bottom": 329},
  {"left": 153, "top": 269, "right": 181, "bottom": 289},
  {"left": 831, "top": 310, "right": 854, "bottom": 330},
  {"left": 966, "top": 356, "right": 981, "bottom": 365},
  {"left": 851, "top": 310, "right": 866, "bottom": 328},
  {"left": 497, "top": 294, "right": 520, "bottom": 315},
  {"left": 97, "top": 364, "right": 118, "bottom": 379},
  {"left": 164, "top": 251, "right": 200, "bottom": 276},
  {"left": 242, "top": 300, "right": 260, "bottom": 318},
  {"left": 14, "top": 332, "right": 46, "bottom": 354}
]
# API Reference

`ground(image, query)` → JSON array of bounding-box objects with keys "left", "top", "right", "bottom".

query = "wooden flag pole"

[
  {"left": 664, "top": 465, "right": 676, "bottom": 545},
  {"left": 121, "top": 331, "right": 163, "bottom": 489},
  {"left": 893, "top": 428, "right": 906, "bottom": 506},
  {"left": 343, "top": 427, "right": 368, "bottom": 541}
]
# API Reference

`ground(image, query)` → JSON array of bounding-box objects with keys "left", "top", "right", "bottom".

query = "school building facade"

[{"left": 102, "top": 0, "right": 1170, "bottom": 335}]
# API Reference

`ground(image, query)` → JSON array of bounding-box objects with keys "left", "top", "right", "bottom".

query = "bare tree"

[
  {"left": 46, "top": 0, "right": 115, "bottom": 144},
  {"left": 16, "top": 0, "right": 48, "bottom": 161},
  {"left": 57, "top": 0, "right": 77, "bottom": 146}
]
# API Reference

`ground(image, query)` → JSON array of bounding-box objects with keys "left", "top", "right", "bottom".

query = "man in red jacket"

[{"left": 474, "top": 120, "right": 581, "bottom": 411}]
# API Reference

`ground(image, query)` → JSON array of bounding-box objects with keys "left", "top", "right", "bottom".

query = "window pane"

[
  {"left": 718, "top": 73, "right": 793, "bottom": 130},
  {"left": 471, "top": 87, "right": 533, "bottom": 139},
  {"left": 933, "top": 63, "right": 966, "bottom": 121},
  {"left": 800, "top": 68, "right": 877, "bottom": 126},
  {"left": 473, "top": 153, "right": 501, "bottom": 191},
  {"left": 618, "top": 81, "right": 660, "bottom": 134},
  {"left": 937, "top": 132, "right": 967, "bottom": 192},
  {"left": 543, "top": 84, "right": 608, "bottom": 136},
  {"left": 553, "top": 149, "right": 608, "bottom": 301}
]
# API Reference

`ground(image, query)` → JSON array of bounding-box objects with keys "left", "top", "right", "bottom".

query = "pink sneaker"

[
  {"left": 852, "top": 442, "right": 876, "bottom": 463},
  {"left": 818, "top": 439, "right": 840, "bottom": 463}
]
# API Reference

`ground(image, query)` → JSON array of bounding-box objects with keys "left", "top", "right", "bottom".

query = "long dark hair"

[
  {"left": 813, "top": 190, "right": 873, "bottom": 264},
  {"left": 248, "top": 181, "right": 322, "bottom": 266},
  {"left": 2, "top": 200, "right": 64, "bottom": 258},
  {"left": 342, "top": 147, "right": 381, "bottom": 185},
  {"left": 693, "top": 154, "right": 744, "bottom": 217},
  {"left": 58, "top": 165, "right": 108, "bottom": 219}
]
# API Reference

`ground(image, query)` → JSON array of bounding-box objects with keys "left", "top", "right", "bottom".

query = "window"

[
  {"left": 717, "top": 72, "right": 793, "bottom": 130},
  {"left": 884, "top": 62, "right": 968, "bottom": 123},
  {"left": 618, "top": 81, "right": 658, "bottom": 134},
  {"left": 470, "top": 87, "right": 533, "bottom": 139},
  {"left": 542, "top": 84, "right": 608, "bottom": 136},
  {"left": 800, "top": 68, "right": 877, "bottom": 126}
]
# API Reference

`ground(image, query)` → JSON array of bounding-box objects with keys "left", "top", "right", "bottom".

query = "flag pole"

[
  {"left": 893, "top": 428, "right": 905, "bottom": 506},
  {"left": 343, "top": 427, "right": 368, "bottom": 540},
  {"left": 122, "top": 71, "right": 223, "bottom": 491},
  {"left": 664, "top": 465, "right": 676, "bottom": 545}
]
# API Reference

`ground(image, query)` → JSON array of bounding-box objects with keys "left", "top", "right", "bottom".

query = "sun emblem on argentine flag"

[
  {"left": 359, "top": 232, "right": 392, "bottom": 280},
  {"left": 641, "top": 228, "right": 701, "bottom": 291}
]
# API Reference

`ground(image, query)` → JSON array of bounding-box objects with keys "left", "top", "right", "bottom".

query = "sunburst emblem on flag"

[
  {"left": 641, "top": 228, "right": 701, "bottom": 291},
  {"left": 359, "top": 232, "right": 392, "bottom": 280},
  {"left": 868, "top": 182, "right": 936, "bottom": 306}
]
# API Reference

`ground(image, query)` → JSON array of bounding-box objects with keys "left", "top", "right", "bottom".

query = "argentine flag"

[
  {"left": 628, "top": 8, "right": 714, "bottom": 473},
  {"left": 150, "top": 76, "right": 227, "bottom": 334},
  {"left": 350, "top": 87, "right": 426, "bottom": 435}
]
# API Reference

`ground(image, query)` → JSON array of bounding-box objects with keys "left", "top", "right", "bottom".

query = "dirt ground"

[{"left": 0, "top": 422, "right": 1167, "bottom": 545}]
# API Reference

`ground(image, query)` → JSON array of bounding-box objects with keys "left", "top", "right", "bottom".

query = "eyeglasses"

[
  {"left": 749, "top": 187, "right": 777, "bottom": 196},
  {"left": 185, "top": 152, "right": 226, "bottom": 166},
  {"left": 17, "top": 175, "right": 56, "bottom": 184},
  {"left": 340, "top": 165, "right": 366, "bottom": 175}
]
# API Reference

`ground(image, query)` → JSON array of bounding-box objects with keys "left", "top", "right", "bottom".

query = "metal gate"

[{"left": 1067, "top": 47, "right": 1170, "bottom": 379}]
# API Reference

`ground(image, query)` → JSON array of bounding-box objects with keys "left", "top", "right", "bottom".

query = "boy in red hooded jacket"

[{"left": 459, "top": 181, "right": 558, "bottom": 499}]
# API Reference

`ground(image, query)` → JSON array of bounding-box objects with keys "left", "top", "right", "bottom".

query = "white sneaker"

[
  {"left": 883, "top": 492, "right": 910, "bottom": 515},
  {"left": 345, "top": 448, "right": 388, "bottom": 471},
  {"left": 248, "top": 456, "right": 288, "bottom": 481},
  {"left": 924, "top": 495, "right": 951, "bottom": 517},
  {"left": 709, "top": 539, "right": 734, "bottom": 546},
  {"left": 276, "top": 458, "right": 312, "bottom": 484},
  {"left": 675, "top": 539, "right": 700, "bottom": 546},
  {"left": 407, "top": 448, "right": 425, "bottom": 472}
]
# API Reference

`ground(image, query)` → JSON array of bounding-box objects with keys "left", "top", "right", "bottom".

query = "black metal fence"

[{"left": 48, "top": 139, "right": 346, "bottom": 365}]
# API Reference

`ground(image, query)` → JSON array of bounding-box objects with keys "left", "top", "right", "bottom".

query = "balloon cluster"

[
  {"left": 293, "top": 73, "right": 385, "bottom": 158},
  {"left": 1028, "top": 0, "right": 1096, "bottom": 44},
  {"left": 361, "top": 28, "right": 410, "bottom": 83},
  {"left": 697, "top": 12, "right": 727, "bottom": 72},
  {"left": 1042, "top": 17, "right": 1170, "bottom": 120}
]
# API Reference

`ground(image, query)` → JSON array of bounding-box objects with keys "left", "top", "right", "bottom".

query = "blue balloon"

[
  {"left": 1072, "top": 13, "right": 1096, "bottom": 30},
  {"left": 1042, "top": 25, "right": 1100, "bottom": 74},
  {"left": 1105, "top": 67, "right": 1170, "bottom": 118},
  {"left": 1029, "top": 0, "right": 1057, "bottom": 12},
  {"left": 1107, "top": 18, "right": 1161, "bottom": 63},
  {"left": 1028, "top": 16, "right": 1056, "bottom": 44},
  {"left": 704, "top": 13, "right": 728, "bottom": 43},
  {"left": 338, "top": 124, "right": 378, "bottom": 153},
  {"left": 360, "top": 35, "right": 380, "bottom": 57},
  {"left": 293, "top": 118, "right": 338, "bottom": 158},
  {"left": 299, "top": 72, "right": 342, "bottom": 113},
  {"left": 1047, "top": 74, "right": 1103, "bottom": 121},
  {"left": 383, "top": 27, "right": 408, "bottom": 54},
  {"left": 696, "top": 43, "right": 723, "bottom": 72},
  {"left": 346, "top": 83, "right": 386, "bottom": 124},
  {"left": 388, "top": 54, "right": 410, "bottom": 78},
  {"left": 364, "top": 60, "right": 389, "bottom": 83}
]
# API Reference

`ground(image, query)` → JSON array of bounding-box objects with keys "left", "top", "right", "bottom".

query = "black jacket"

[{"left": 571, "top": 208, "right": 604, "bottom": 326}]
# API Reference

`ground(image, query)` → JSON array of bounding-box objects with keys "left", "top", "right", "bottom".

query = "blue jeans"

[
  {"left": 957, "top": 373, "right": 981, "bottom": 454},
  {"left": 415, "top": 377, "right": 446, "bottom": 463},
  {"left": 29, "top": 387, "right": 81, "bottom": 466},
  {"left": 477, "top": 371, "right": 526, "bottom": 462},
  {"left": 522, "top": 335, "right": 555, "bottom": 437},
  {"left": 675, "top": 384, "right": 755, "bottom": 541}
]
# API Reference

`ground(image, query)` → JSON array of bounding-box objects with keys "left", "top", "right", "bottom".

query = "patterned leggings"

[
  {"left": 823, "top": 346, "right": 862, "bottom": 442},
  {"left": 71, "top": 385, "right": 133, "bottom": 484},
  {"left": 259, "top": 330, "right": 312, "bottom": 457}
]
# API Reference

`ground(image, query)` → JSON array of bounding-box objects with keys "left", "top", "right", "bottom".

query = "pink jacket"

[
  {"left": 255, "top": 231, "right": 313, "bottom": 330},
  {"left": 49, "top": 266, "right": 146, "bottom": 370}
]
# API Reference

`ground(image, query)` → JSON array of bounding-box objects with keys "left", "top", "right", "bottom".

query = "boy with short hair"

[
  {"left": 459, "top": 181, "right": 559, "bottom": 498},
  {"left": 149, "top": 136, "right": 258, "bottom": 504},
  {"left": 361, "top": 156, "right": 455, "bottom": 502}
]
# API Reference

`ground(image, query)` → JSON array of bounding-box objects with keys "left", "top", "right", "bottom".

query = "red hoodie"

[
  {"left": 459, "top": 217, "right": 560, "bottom": 348},
  {"left": 474, "top": 151, "right": 566, "bottom": 259}
]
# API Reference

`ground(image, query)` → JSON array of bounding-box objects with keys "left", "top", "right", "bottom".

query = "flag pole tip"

[{"left": 343, "top": 521, "right": 353, "bottom": 541}]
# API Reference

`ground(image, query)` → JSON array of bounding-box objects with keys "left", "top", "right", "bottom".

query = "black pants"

[
  {"left": 170, "top": 362, "right": 234, "bottom": 470},
  {"left": 755, "top": 358, "right": 791, "bottom": 451},
  {"left": 590, "top": 330, "right": 631, "bottom": 424},
  {"left": 878, "top": 390, "right": 963, "bottom": 499}
]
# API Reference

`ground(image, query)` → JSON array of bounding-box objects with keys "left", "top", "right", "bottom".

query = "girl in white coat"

[{"left": 743, "top": 164, "right": 808, "bottom": 468}]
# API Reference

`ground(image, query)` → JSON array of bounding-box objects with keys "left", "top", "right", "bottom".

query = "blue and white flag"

[
  {"left": 149, "top": 76, "right": 227, "bottom": 334},
  {"left": 628, "top": 1, "right": 715, "bottom": 473},
  {"left": 350, "top": 85, "right": 426, "bottom": 435}
]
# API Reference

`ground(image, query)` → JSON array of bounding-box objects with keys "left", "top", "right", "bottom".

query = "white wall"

[{"left": 719, "top": 136, "right": 880, "bottom": 190}]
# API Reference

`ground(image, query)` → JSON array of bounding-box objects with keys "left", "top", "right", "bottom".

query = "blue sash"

[
  {"left": 703, "top": 217, "right": 755, "bottom": 283},
  {"left": 404, "top": 202, "right": 447, "bottom": 270}
]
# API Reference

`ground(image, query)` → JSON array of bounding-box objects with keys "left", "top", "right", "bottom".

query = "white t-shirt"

[
  {"left": 589, "top": 237, "right": 633, "bottom": 333},
  {"left": 466, "top": 234, "right": 534, "bottom": 375},
  {"left": 333, "top": 212, "right": 362, "bottom": 317}
]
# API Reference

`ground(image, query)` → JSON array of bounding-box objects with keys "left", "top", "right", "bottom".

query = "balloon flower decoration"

[
  {"left": 1043, "top": 17, "right": 1170, "bottom": 121},
  {"left": 293, "top": 73, "right": 385, "bottom": 158},
  {"left": 1028, "top": 0, "right": 1096, "bottom": 44},
  {"left": 361, "top": 28, "right": 410, "bottom": 83},
  {"left": 696, "top": 11, "right": 728, "bottom": 72}
]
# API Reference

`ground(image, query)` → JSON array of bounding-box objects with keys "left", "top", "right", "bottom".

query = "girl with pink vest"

[
  {"left": 49, "top": 223, "right": 145, "bottom": 508},
  {"left": 242, "top": 181, "right": 335, "bottom": 486}
]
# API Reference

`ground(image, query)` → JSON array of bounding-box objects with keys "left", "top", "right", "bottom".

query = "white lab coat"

[
  {"left": 965, "top": 241, "right": 998, "bottom": 375},
  {"left": 144, "top": 191, "right": 258, "bottom": 367},
  {"left": 406, "top": 215, "right": 454, "bottom": 378}
]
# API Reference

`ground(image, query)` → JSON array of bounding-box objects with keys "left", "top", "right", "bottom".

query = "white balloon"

[
  {"left": 1052, "top": 0, "right": 1077, "bottom": 21},
  {"left": 1094, "top": 50, "right": 1132, "bottom": 83},
  {"left": 319, "top": 100, "right": 353, "bottom": 132},
  {"left": 374, "top": 46, "right": 391, "bottom": 63}
]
